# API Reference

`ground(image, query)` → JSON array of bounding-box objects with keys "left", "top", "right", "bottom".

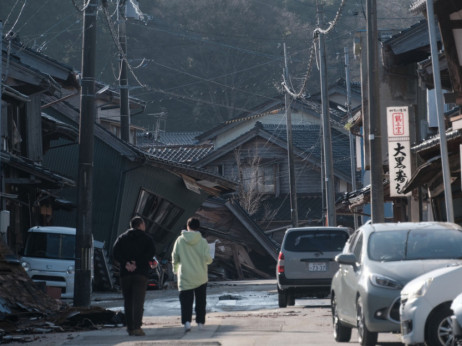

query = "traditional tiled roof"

[
  {"left": 410, "top": 0, "right": 426, "bottom": 14},
  {"left": 137, "top": 131, "right": 201, "bottom": 147},
  {"left": 197, "top": 95, "right": 347, "bottom": 142},
  {"left": 146, "top": 144, "right": 214, "bottom": 164}
]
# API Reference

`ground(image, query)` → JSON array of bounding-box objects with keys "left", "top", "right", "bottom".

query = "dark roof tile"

[{"left": 146, "top": 144, "right": 214, "bottom": 164}]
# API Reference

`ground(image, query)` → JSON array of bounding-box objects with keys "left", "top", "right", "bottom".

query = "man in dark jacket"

[{"left": 113, "top": 216, "right": 156, "bottom": 336}]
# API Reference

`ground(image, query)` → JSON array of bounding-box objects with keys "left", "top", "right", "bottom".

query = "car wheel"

[
  {"left": 288, "top": 293, "right": 295, "bottom": 306},
  {"left": 332, "top": 295, "right": 351, "bottom": 342},
  {"left": 357, "top": 299, "right": 378, "bottom": 346},
  {"left": 278, "top": 290, "right": 288, "bottom": 308},
  {"left": 425, "top": 305, "right": 454, "bottom": 346}
]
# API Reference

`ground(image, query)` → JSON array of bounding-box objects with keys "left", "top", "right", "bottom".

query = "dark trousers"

[
  {"left": 120, "top": 274, "right": 148, "bottom": 331},
  {"left": 179, "top": 283, "right": 207, "bottom": 324}
]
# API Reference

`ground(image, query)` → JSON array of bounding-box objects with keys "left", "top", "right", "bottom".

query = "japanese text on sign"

[{"left": 387, "top": 106, "right": 411, "bottom": 197}]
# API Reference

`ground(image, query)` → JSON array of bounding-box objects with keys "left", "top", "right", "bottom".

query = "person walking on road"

[
  {"left": 113, "top": 216, "right": 156, "bottom": 336},
  {"left": 172, "top": 217, "right": 213, "bottom": 332}
]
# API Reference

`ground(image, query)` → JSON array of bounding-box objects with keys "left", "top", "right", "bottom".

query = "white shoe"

[
  {"left": 184, "top": 321, "right": 191, "bottom": 332},
  {"left": 198, "top": 323, "right": 204, "bottom": 330}
]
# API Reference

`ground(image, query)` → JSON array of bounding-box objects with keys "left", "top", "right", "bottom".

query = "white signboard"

[{"left": 387, "top": 106, "right": 412, "bottom": 197}]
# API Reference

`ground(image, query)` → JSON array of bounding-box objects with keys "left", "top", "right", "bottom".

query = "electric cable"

[
  {"left": 282, "top": 0, "right": 347, "bottom": 99},
  {"left": 101, "top": 1, "right": 147, "bottom": 88},
  {"left": 4, "top": 0, "right": 22, "bottom": 29},
  {"left": 71, "top": 0, "right": 91, "bottom": 12},
  {"left": 5, "top": 0, "right": 27, "bottom": 39}
]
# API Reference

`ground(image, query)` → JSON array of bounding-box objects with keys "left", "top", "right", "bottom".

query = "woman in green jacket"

[{"left": 172, "top": 217, "right": 213, "bottom": 332}]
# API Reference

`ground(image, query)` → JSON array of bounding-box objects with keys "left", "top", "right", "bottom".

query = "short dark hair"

[
  {"left": 130, "top": 216, "right": 144, "bottom": 229},
  {"left": 187, "top": 217, "right": 200, "bottom": 230}
]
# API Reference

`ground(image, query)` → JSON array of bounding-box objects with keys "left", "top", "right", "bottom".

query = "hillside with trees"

[{"left": 0, "top": 0, "right": 421, "bottom": 131}]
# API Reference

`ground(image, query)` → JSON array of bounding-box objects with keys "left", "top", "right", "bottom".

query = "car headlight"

[
  {"left": 407, "top": 278, "right": 433, "bottom": 300},
  {"left": 370, "top": 273, "right": 403, "bottom": 289},
  {"left": 67, "top": 265, "right": 75, "bottom": 275},
  {"left": 21, "top": 261, "right": 30, "bottom": 272}
]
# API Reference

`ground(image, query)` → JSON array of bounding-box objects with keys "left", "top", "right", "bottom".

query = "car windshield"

[
  {"left": 284, "top": 231, "right": 349, "bottom": 252},
  {"left": 23, "top": 233, "right": 75, "bottom": 260},
  {"left": 368, "top": 228, "right": 462, "bottom": 262}
]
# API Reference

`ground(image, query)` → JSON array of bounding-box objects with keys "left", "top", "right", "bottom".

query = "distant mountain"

[{"left": 0, "top": 0, "right": 420, "bottom": 131}]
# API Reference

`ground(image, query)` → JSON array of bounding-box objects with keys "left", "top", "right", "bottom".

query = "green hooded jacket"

[{"left": 172, "top": 230, "right": 213, "bottom": 291}]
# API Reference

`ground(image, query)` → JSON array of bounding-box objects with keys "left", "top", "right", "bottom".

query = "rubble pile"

[
  {"left": 0, "top": 239, "right": 123, "bottom": 342},
  {"left": 0, "top": 240, "right": 62, "bottom": 317}
]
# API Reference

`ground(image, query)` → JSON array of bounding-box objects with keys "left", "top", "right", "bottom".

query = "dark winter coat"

[{"left": 112, "top": 228, "right": 156, "bottom": 278}]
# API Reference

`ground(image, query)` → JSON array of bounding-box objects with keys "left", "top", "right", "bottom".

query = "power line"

[
  {"left": 4, "top": 0, "right": 23, "bottom": 29},
  {"left": 4, "top": 0, "right": 27, "bottom": 38},
  {"left": 138, "top": 59, "right": 279, "bottom": 103},
  {"left": 100, "top": 1, "right": 147, "bottom": 88},
  {"left": 71, "top": 0, "right": 91, "bottom": 12},
  {"left": 282, "top": 0, "right": 347, "bottom": 99},
  {"left": 129, "top": 20, "right": 292, "bottom": 62}
]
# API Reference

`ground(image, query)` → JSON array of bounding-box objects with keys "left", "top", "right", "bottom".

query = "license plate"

[{"left": 308, "top": 262, "right": 327, "bottom": 271}]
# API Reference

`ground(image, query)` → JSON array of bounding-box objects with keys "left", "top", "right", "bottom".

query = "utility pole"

[
  {"left": 366, "top": 0, "right": 384, "bottom": 223},
  {"left": 344, "top": 47, "right": 359, "bottom": 229},
  {"left": 283, "top": 43, "right": 299, "bottom": 227},
  {"left": 74, "top": 0, "right": 97, "bottom": 307},
  {"left": 425, "top": 0, "right": 454, "bottom": 222},
  {"left": 317, "top": 2, "right": 336, "bottom": 226},
  {"left": 0, "top": 21, "right": 3, "bottom": 214},
  {"left": 119, "top": 0, "right": 130, "bottom": 142}
]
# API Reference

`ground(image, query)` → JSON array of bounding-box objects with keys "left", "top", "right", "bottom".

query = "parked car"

[
  {"left": 400, "top": 264, "right": 462, "bottom": 346},
  {"left": 276, "top": 226, "right": 351, "bottom": 308},
  {"left": 330, "top": 221, "right": 462, "bottom": 346},
  {"left": 451, "top": 292, "right": 462, "bottom": 346},
  {"left": 20, "top": 226, "right": 88, "bottom": 299},
  {"left": 147, "top": 256, "right": 169, "bottom": 290}
]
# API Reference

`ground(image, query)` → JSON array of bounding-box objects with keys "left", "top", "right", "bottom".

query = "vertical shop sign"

[{"left": 387, "top": 106, "right": 412, "bottom": 197}]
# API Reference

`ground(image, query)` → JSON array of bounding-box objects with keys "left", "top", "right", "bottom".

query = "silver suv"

[{"left": 276, "top": 226, "right": 351, "bottom": 308}]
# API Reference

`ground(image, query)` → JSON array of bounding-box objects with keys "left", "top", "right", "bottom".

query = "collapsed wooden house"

[{"left": 196, "top": 198, "right": 278, "bottom": 280}]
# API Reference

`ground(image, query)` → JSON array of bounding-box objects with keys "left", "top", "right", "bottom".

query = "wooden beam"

[{"left": 231, "top": 244, "right": 244, "bottom": 280}]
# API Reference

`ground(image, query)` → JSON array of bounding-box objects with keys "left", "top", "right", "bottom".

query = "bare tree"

[{"left": 232, "top": 146, "right": 268, "bottom": 216}]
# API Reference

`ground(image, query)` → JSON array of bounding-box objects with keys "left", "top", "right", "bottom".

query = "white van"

[{"left": 20, "top": 226, "right": 77, "bottom": 298}]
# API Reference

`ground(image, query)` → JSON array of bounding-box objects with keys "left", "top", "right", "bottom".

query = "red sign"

[{"left": 392, "top": 112, "right": 405, "bottom": 136}]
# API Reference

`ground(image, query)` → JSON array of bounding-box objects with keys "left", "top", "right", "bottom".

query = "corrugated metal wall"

[{"left": 43, "top": 135, "right": 123, "bottom": 245}]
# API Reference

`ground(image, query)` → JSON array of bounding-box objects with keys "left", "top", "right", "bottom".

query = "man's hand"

[{"left": 125, "top": 260, "right": 137, "bottom": 272}]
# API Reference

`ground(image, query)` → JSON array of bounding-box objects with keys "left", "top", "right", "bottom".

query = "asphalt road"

[{"left": 6, "top": 279, "right": 404, "bottom": 345}]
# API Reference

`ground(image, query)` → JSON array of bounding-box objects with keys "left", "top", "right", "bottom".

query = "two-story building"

[{"left": 145, "top": 92, "right": 360, "bottom": 243}]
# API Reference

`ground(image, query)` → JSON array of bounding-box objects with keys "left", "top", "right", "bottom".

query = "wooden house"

[
  {"left": 146, "top": 95, "right": 356, "bottom": 243},
  {"left": 42, "top": 95, "right": 237, "bottom": 262},
  {"left": 337, "top": 21, "right": 436, "bottom": 223},
  {"left": 400, "top": 0, "right": 462, "bottom": 224},
  {"left": 1, "top": 37, "right": 77, "bottom": 254},
  {"left": 2, "top": 37, "right": 237, "bottom": 276}
]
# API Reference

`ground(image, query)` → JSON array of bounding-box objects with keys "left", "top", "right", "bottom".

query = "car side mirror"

[{"left": 335, "top": 253, "right": 358, "bottom": 269}]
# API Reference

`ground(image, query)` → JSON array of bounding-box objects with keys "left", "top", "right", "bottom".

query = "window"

[
  {"left": 134, "top": 189, "right": 184, "bottom": 243},
  {"left": 284, "top": 230, "right": 349, "bottom": 252},
  {"left": 23, "top": 233, "right": 75, "bottom": 260},
  {"left": 241, "top": 164, "right": 277, "bottom": 194},
  {"left": 352, "top": 233, "right": 363, "bottom": 262},
  {"left": 7, "top": 103, "right": 26, "bottom": 155}
]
